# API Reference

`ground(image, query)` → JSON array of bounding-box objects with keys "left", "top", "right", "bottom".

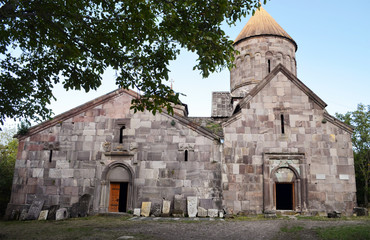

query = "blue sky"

[{"left": 44, "top": 1, "right": 370, "bottom": 119}]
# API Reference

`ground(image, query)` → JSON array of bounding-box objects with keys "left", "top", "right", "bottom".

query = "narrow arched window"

[
  {"left": 268, "top": 59, "right": 271, "bottom": 73},
  {"left": 49, "top": 150, "right": 53, "bottom": 162},
  {"left": 184, "top": 150, "right": 188, "bottom": 162},
  {"left": 280, "top": 114, "right": 285, "bottom": 134},
  {"left": 119, "top": 126, "right": 125, "bottom": 143}
]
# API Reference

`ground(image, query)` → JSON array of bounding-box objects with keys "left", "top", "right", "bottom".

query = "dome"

[{"left": 234, "top": 7, "right": 297, "bottom": 51}]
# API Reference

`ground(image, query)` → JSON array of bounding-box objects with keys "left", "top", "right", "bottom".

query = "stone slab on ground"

[
  {"left": 197, "top": 207, "right": 207, "bottom": 217},
  {"left": 152, "top": 203, "right": 161, "bottom": 217},
  {"left": 207, "top": 209, "right": 218, "bottom": 218},
  {"left": 19, "top": 209, "right": 28, "bottom": 221},
  {"left": 38, "top": 210, "right": 48, "bottom": 220},
  {"left": 173, "top": 195, "right": 186, "bottom": 217},
  {"left": 47, "top": 205, "right": 60, "bottom": 220},
  {"left": 187, "top": 196, "right": 198, "bottom": 218},
  {"left": 56, "top": 208, "right": 69, "bottom": 221},
  {"left": 133, "top": 208, "right": 141, "bottom": 216},
  {"left": 141, "top": 202, "right": 151, "bottom": 217},
  {"left": 26, "top": 199, "right": 44, "bottom": 220},
  {"left": 162, "top": 200, "right": 171, "bottom": 217}
]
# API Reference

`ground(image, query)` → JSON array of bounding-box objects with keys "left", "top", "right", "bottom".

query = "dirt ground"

[{"left": 0, "top": 215, "right": 369, "bottom": 240}]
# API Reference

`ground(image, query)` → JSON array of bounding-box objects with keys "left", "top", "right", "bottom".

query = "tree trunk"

[{"left": 365, "top": 178, "right": 368, "bottom": 207}]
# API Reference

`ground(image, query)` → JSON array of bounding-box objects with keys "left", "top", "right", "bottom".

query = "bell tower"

[{"left": 230, "top": 7, "right": 298, "bottom": 98}]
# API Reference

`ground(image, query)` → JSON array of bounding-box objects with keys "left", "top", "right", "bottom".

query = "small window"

[
  {"left": 49, "top": 150, "right": 53, "bottom": 162},
  {"left": 184, "top": 150, "right": 188, "bottom": 162},
  {"left": 268, "top": 59, "right": 271, "bottom": 73},
  {"left": 280, "top": 114, "right": 285, "bottom": 134},
  {"left": 119, "top": 126, "right": 125, "bottom": 143}
]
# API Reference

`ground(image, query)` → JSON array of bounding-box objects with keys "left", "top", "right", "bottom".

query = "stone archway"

[
  {"left": 272, "top": 167, "right": 297, "bottom": 210},
  {"left": 263, "top": 153, "right": 308, "bottom": 213},
  {"left": 99, "top": 162, "right": 135, "bottom": 213}
]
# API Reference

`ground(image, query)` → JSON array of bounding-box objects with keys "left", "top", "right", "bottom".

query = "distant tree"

[
  {"left": 0, "top": 0, "right": 265, "bottom": 126},
  {"left": 0, "top": 127, "right": 18, "bottom": 216},
  {"left": 336, "top": 104, "right": 370, "bottom": 207}
]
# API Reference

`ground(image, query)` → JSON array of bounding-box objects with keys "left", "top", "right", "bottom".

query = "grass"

[
  {"left": 280, "top": 225, "right": 304, "bottom": 233},
  {"left": 315, "top": 224, "right": 370, "bottom": 240}
]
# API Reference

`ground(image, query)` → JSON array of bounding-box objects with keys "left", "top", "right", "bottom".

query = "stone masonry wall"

[
  {"left": 7, "top": 91, "right": 222, "bottom": 215},
  {"left": 222, "top": 72, "right": 356, "bottom": 215},
  {"left": 231, "top": 36, "right": 296, "bottom": 98}
]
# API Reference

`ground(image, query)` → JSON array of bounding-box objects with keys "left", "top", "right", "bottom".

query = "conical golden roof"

[{"left": 234, "top": 7, "right": 297, "bottom": 49}]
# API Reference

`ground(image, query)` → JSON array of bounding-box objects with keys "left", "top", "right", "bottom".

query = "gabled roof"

[
  {"left": 19, "top": 88, "right": 221, "bottom": 141},
  {"left": 225, "top": 64, "right": 353, "bottom": 133},
  {"left": 234, "top": 6, "right": 297, "bottom": 50}
]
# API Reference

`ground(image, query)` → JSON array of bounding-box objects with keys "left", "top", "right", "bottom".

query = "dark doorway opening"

[
  {"left": 276, "top": 183, "right": 293, "bottom": 210},
  {"left": 119, "top": 182, "right": 128, "bottom": 212}
]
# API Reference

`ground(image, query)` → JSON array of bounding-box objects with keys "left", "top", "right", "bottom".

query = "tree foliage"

[
  {"left": 336, "top": 104, "right": 370, "bottom": 206},
  {"left": 0, "top": 0, "right": 264, "bottom": 125},
  {"left": 0, "top": 127, "right": 17, "bottom": 216}
]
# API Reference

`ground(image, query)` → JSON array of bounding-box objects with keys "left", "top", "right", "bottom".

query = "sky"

[{"left": 7, "top": 0, "right": 370, "bottom": 127}]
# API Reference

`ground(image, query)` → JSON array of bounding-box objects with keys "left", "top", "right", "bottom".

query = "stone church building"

[{"left": 6, "top": 7, "right": 356, "bottom": 218}]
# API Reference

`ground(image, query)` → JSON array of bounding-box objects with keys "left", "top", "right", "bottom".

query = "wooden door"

[{"left": 109, "top": 183, "right": 120, "bottom": 212}]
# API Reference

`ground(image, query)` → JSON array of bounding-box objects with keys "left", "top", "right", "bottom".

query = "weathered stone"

[
  {"left": 219, "top": 211, "right": 224, "bottom": 218},
  {"left": 187, "top": 196, "right": 198, "bottom": 217},
  {"left": 38, "top": 210, "right": 48, "bottom": 220},
  {"left": 207, "top": 209, "right": 218, "bottom": 218},
  {"left": 197, "top": 207, "right": 207, "bottom": 217},
  {"left": 151, "top": 203, "right": 161, "bottom": 217},
  {"left": 199, "top": 199, "right": 214, "bottom": 210},
  {"left": 70, "top": 194, "right": 92, "bottom": 218},
  {"left": 327, "top": 211, "right": 341, "bottom": 218},
  {"left": 141, "top": 202, "right": 151, "bottom": 217},
  {"left": 56, "top": 208, "right": 69, "bottom": 221},
  {"left": 26, "top": 199, "right": 44, "bottom": 220},
  {"left": 133, "top": 208, "right": 141, "bottom": 216},
  {"left": 19, "top": 209, "right": 28, "bottom": 221},
  {"left": 264, "top": 210, "right": 277, "bottom": 218},
  {"left": 173, "top": 195, "right": 186, "bottom": 217},
  {"left": 353, "top": 207, "right": 368, "bottom": 216},
  {"left": 162, "top": 200, "right": 171, "bottom": 217},
  {"left": 47, "top": 205, "right": 60, "bottom": 220}
]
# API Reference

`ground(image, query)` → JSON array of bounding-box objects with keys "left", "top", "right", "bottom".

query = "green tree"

[
  {"left": 0, "top": 0, "right": 264, "bottom": 125},
  {"left": 336, "top": 104, "right": 370, "bottom": 207},
  {"left": 0, "top": 127, "right": 18, "bottom": 216}
]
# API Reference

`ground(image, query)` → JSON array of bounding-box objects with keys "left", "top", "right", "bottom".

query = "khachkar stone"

[
  {"left": 141, "top": 202, "right": 151, "bottom": 217},
  {"left": 187, "top": 196, "right": 198, "bottom": 217},
  {"left": 133, "top": 208, "right": 141, "bottom": 216},
  {"left": 162, "top": 200, "right": 171, "bottom": 217},
  {"left": 26, "top": 199, "right": 44, "bottom": 220},
  {"left": 56, "top": 208, "right": 69, "bottom": 221},
  {"left": 173, "top": 194, "right": 186, "bottom": 217},
  {"left": 207, "top": 209, "right": 218, "bottom": 218},
  {"left": 197, "top": 207, "right": 207, "bottom": 218},
  {"left": 38, "top": 210, "right": 48, "bottom": 220},
  {"left": 19, "top": 209, "right": 28, "bottom": 221}
]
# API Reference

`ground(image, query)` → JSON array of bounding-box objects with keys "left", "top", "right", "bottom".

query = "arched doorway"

[
  {"left": 273, "top": 167, "right": 297, "bottom": 211},
  {"left": 100, "top": 162, "right": 134, "bottom": 213}
]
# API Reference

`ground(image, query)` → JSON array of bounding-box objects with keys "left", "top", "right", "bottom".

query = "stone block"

[
  {"left": 151, "top": 203, "right": 161, "bottom": 217},
  {"left": 69, "top": 194, "right": 92, "bottom": 218},
  {"left": 56, "top": 208, "right": 69, "bottom": 220},
  {"left": 197, "top": 207, "right": 207, "bottom": 217},
  {"left": 173, "top": 194, "right": 186, "bottom": 217},
  {"left": 353, "top": 207, "right": 368, "bottom": 216},
  {"left": 47, "top": 205, "right": 60, "bottom": 220},
  {"left": 19, "top": 209, "right": 28, "bottom": 221},
  {"left": 327, "top": 211, "right": 341, "bottom": 218},
  {"left": 141, "top": 202, "right": 151, "bottom": 217},
  {"left": 219, "top": 211, "right": 224, "bottom": 218},
  {"left": 26, "top": 199, "right": 44, "bottom": 220},
  {"left": 207, "top": 209, "right": 218, "bottom": 218},
  {"left": 187, "top": 196, "right": 198, "bottom": 217},
  {"left": 162, "top": 200, "right": 171, "bottom": 217},
  {"left": 199, "top": 199, "right": 214, "bottom": 210},
  {"left": 38, "top": 210, "right": 48, "bottom": 220},
  {"left": 133, "top": 208, "right": 141, "bottom": 216}
]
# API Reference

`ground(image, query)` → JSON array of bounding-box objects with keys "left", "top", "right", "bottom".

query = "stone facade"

[{"left": 6, "top": 7, "right": 356, "bottom": 218}]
